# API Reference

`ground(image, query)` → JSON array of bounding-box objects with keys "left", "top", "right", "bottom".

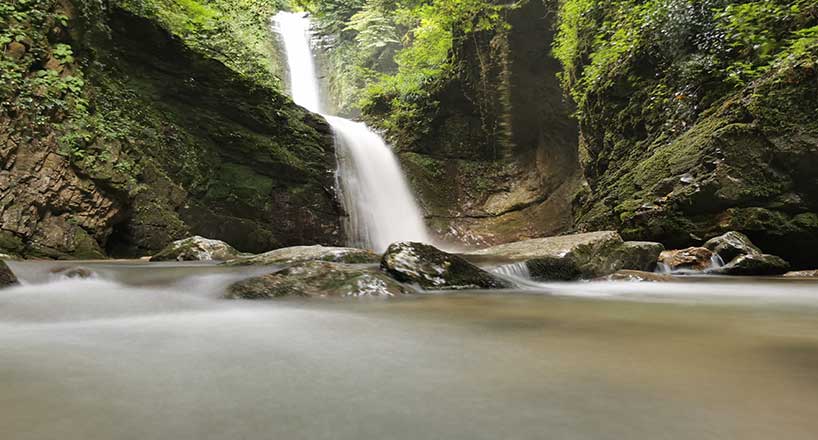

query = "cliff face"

[
  {"left": 364, "top": 0, "right": 581, "bottom": 246},
  {"left": 0, "top": 0, "right": 342, "bottom": 259},
  {"left": 558, "top": 0, "right": 818, "bottom": 267}
]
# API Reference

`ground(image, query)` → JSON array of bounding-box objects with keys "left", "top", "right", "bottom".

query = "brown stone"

[{"left": 659, "top": 247, "right": 714, "bottom": 272}]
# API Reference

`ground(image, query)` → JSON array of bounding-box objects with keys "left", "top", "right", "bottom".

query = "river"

[{"left": 2, "top": 261, "right": 818, "bottom": 439}]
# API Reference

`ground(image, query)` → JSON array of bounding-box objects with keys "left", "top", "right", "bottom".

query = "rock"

[
  {"left": 708, "top": 254, "right": 790, "bottom": 276},
  {"left": 658, "top": 247, "right": 714, "bottom": 272},
  {"left": 469, "top": 231, "right": 664, "bottom": 281},
  {"left": 598, "top": 270, "right": 674, "bottom": 282},
  {"left": 703, "top": 231, "right": 762, "bottom": 263},
  {"left": 784, "top": 270, "right": 818, "bottom": 278},
  {"left": 382, "top": 242, "right": 511, "bottom": 290},
  {"left": 227, "top": 261, "right": 410, "bottom": 299},
  {"left": 150, "top": 236, "right": 243, "bottom": 262},
  {"left": 226, "top": 245, "right": 379, "bottom": 266},
  {"left": 1, "top": 261, "right": 19, "bottom": 288},
  {"left": 50, "top": 267, "right": 95, "bottom": 279},
  {"left": 7, "top": 41, "right": 26, "bottom": 60}
]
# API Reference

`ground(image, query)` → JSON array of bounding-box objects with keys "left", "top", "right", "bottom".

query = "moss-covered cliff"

[
  {"left": 554, "top": 0, "right": 818, "bottom": 267},
  {"left": 1, "top": 0, "right": 342, "bottom": 259}
]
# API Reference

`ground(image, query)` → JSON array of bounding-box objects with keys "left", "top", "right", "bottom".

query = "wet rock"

[
  {"left": 226, "top": 245, "right": 379, "bottom": 266},
  {"left": 708, "top": 254, "right": 790, "bottom": 276},
  {"left": 50, "top": 267, "right": 95, "bottom": 279},
  {"left": 227, "top": 261, "right": 410, "bottom": 299},
  {"left": 784, "top": 270, "right": 818, "bottom": 278},
  {"left": 658, "top": 247, "right": 714, "bottom": 272},
  {"left": 382, "top": 242, "right": 511, "bottom": 290},
  {"left": 598, "top": 270, "right": 674, "bottom": 282},
  {"left": 150, "top": 236, "right": 242, "bottom": 262},
  {"left": 703, "top": 231, "right": 762, "bottom": 263},
  {"left": 469, "top": 231, "right": 663, "bottom": 281},
  {"left": 0, "top": 261, "right": 18, "bottom": 288}
]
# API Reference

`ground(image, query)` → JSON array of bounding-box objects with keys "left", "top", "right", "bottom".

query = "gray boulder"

[
  {"left": 708, "top": 254, "right": 790, "bottom": 276},
  {"left": 227, "top": 261, "right": 410, "bottom": 299},
  {"left": 784, "top": 270, "right": 818, "bottom": 278},
  {"left": 469, "top": 231, "right": 663, "bottom": 281},
  {"left": 1, "top": 261, "right": 18, "bottom": 288},
  {"left": 226, "top": 245, "right": 379, "bottom": 266},
  {"left": 598, "top": 270, "right": 675, "bottom": 282},
  {"left": 151, "top": 236, "right": 243, "bottom": 262},
  {"left": 382, "top": 242, "right": 511, "bottom": 290},
  {"left": 703, "top": 231, "right": 762, "bottom": 263}
]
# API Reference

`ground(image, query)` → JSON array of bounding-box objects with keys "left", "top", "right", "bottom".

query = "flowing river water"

[{"left": 3, "top": 261, "right": 818, "bottom": 439}]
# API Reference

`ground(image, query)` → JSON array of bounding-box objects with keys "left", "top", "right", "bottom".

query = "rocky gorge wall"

[
  {"left": 0, "top": 0, "right": 343, "bottom": 259},
  {"left": 362, "top": 0, "right": 582, "bottom": 247}
]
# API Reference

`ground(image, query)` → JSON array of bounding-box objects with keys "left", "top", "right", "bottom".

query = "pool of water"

[{"left": 2, "top": 261, "right": 818, "bottom": 439}]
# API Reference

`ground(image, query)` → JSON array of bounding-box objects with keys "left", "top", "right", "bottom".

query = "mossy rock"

[
  {"left": 0, "top": 261, "right": 19, "bottom": 288},
  {"left": 381, "top": 242, "right": 511, "bottom": 290},
  {"left": 227, "top": 261, "right": 411, "bottom": 299}
]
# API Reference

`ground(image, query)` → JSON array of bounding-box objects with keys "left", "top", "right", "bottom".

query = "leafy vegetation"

[
  {"left": 299, "top": 0, "right": 507, "bottom": 122},
  {"left": 553, "top": 0, "right": 818, "bottom": 115}
]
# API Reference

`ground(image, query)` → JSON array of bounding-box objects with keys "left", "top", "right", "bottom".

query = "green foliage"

[{"left": 117, "top": 0, "right": 288, "bottom": 88}]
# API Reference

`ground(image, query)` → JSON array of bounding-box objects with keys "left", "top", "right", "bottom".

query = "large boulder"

[
  {"left": 382, "top": 242, "right": 511, "bottom": 290},
  {"left": 658, "top": 247, "right": 714, "bottom": 272},
  {"left": 226, "top": 261, "right": 410, "bottom": 299},
  {"left": 1, "top": 261, "right": 19, "bottom": 288},
  {"left": 708, "top": 254, "right": 790, "bottom": 276},
  {"left": 469, "top": 231, "right": 663, "bottom": 281},
  {"left": 150, "top": 236, "right": 243, "bottom": 262},
  {"left": 226, "top": 245, "right": 379, "bottom": 266},
  {"left": 703, "top": 231, "right": 762, "bottom": 263}
]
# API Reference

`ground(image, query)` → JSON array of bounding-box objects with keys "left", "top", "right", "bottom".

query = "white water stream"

[{"left": 274, "top": 12, "right": 431, "bottom": 252}]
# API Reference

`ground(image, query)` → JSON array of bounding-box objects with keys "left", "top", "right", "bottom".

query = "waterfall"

[{"left": 274, "top": 12, "right": 431, "bottom": 252}]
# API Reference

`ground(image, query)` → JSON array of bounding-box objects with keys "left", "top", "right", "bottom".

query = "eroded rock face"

[
  {"left": 150, "top": 236, "right": 243, "bottom": 262},
  {"left": 659, "top": 247, "right": 714, "bottom": 272},
  {"left": 598, "top": 270, "right": 674, "bottom": 282},
  {"left": 381, "top": 242, "right": 511, "bottom": 290},
  {"left": 227, "top": 261, "right": 410, "bottom": 299},
  {"left": 470, "top": 231, "right": 664, "bottom": 281},
  {"left": 0, "top": 261, "right": 18, "bottom": 288},
  {"left": 703, "top": 231, "right": 762, "bottom": 263},
  {"left": 708, "top": 254, "right": 790, "bottom": 276},
  {"left": 226, "top": 246, "right": 379, "bottom": 266}
]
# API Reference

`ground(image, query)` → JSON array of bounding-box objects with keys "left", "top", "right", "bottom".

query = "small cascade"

[
  {"left": 491, "top": 262, "right": 532, "bottom": 280},
  {"left": 274, "top": 12, "right": 430, "bottom": 253}
]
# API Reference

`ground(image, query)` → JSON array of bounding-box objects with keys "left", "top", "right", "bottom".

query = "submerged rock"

[
  {"left": 598, "top": 270, "right": 674, "bottom": 282},
  {"left": 50, "top": 267, "right": 96, "bottom": 279},
  {"left": 227, "top": 261, "right": 410, "bottom": 299},
  {"left": 226, "top": 245, "right": 379, "bottom": 266},
  {"left": 784, "top": 270, "right": 818, "bottom": 278},
  {"left": 150, "top": 236, "right": 243, "bottom": 262},
  {"left": 1, "top": 261, "right": 18, "bottom": 288},
  {"left": 703, "top": 231, "right": 762, "bottom": 263},
  {"left": 381, "top": 242, "right": 511, "bottom": 290},
  {"left": 469, "top": 231, "right": 663, "bottom": 281},
  {"left": 658, "top": 247, "right": 714, "bottom": 272},
  {"left": 707, "top": 254, "right": 790, "bottom": 276}
]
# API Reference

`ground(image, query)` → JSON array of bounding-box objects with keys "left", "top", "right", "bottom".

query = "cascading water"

[{"left": 274, "top": 12, "right": 431, "bottom": 252}]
